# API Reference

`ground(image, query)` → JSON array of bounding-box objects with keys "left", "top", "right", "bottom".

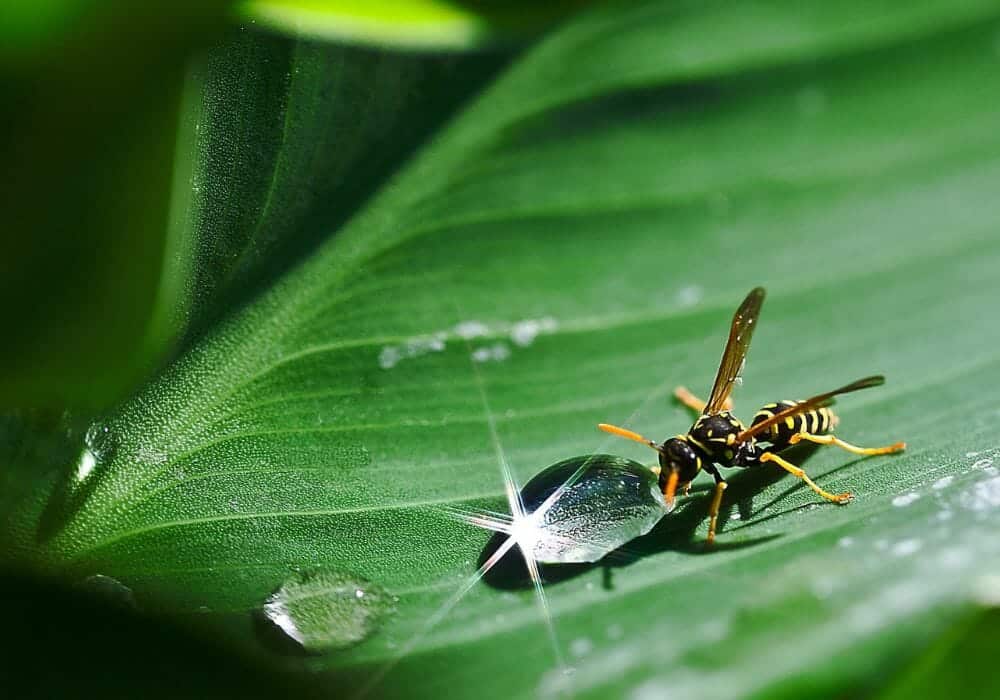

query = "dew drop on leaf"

[
  {"left": 75, "top": 574, "right": 136, "bottom": 610},
  {"left": 75, "top": 423, "right": 116, "bottom": 482},
  {"left": 255, "top": 570, "right": 393, "bottom": 655}
]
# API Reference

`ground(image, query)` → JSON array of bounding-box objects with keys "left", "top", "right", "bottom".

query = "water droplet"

[
  {"left": 973, "top": 457, "right": 994, "bottom": 470},
  {"left": 378, "top": 345, "right": 402, "bottom": 369},
  {"left": 76, "top": 574, "right": 136, "bottom": 609},
  {"left": 892, "top": 492, "right": 920, "bottom": 507},
  {"left": 510, "top": 317, "right": 558, "bottom": 347},
  {"left": 570, "top": 637, "right": 593, "bottom": 657},
  {"left": 472, "top": 343, "right": 511, "bottom": 363},
  {"left": 75, "top": 423, "right": 116, "bottom": 482},
  {"left": 676, "top": 284, "right": 703, "bottom": 307},
  {"left": 891, "top": 539, "right": 922, "bottom": 557},
  {"left": 378, "top": 333, "right": 447, "bottom": 370},
  {"left": 454, "top": 320, "right": 490, "bottom": 339},
  {"left": 255, "top": 570, "right": 393, "bottom": 655},
  {"left": 961, "top": 475, "right": 1000, "bottom": 512},
  {"left": 932, "top": 475, "right": 954, "bottom": 490},
  {"left": 838, "top": 536, "right": 854, "bottom": 548}
]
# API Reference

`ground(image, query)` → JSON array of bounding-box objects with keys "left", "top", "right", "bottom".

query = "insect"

[{"left": 599, "top": 286, "right": 906, "bottom": 544}]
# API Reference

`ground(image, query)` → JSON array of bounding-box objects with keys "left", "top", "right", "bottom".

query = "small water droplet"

[
  {"left": 932, "top": 476, "right": 954, "bottom": 490},
  {"left": 454, "top": 320, "right": 490, "bottom": 339},
  {"left": 676, "top": 284, "right": 703, "bottom": 307},
  {"left": 255, "top": 570, "right": 393, "bottom": 655},
  {"left": 570, "top": 637, "right": 593, "bottom": 657},
  {"left": 510, "top": 317, "right": 557, "bottom": 347},
  {"left": 891, "top": 539, "right": 923, "bottom": 557},
  {"left": 892, "top": 492, "right": 920, "bottom": 507},
  {"left": 973, "top": 457, "right": 994, "bottom": 470},
  {"left": 472, "top": 343, "right": 511, "bottom": 363},
  {"left": 76, "top": 574, "right": 136, "bottom": 609},
  {"left": 75, "top": 423, "right": 116, "bottom": 482}
]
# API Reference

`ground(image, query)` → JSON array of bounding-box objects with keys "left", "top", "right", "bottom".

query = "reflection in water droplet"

[
  {"left": 256, "top": 570, "right": 393, "bottom": 655},
  {"left": 76, "top": 574, "right": 136, "bottom": 609}
]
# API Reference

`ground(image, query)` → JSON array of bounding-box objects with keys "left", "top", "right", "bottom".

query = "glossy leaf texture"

[
  {"left": 7, "top": 1, "right": 1000, "bottom": 698},
  {"left": 175, "top": 27, "right": 506, "bottom": 341}
]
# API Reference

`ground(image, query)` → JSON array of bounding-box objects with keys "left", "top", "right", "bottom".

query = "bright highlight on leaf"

[{"left": 240, "top": 0, "right": 594, "bottom": 49}]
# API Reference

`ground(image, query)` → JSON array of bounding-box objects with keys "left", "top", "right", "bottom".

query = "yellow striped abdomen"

[{"left": 749, "top": 400, "right": 838, "bottom": 449}]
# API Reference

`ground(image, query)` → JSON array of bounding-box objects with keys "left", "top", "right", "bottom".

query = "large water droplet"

[
  {"left": 517, "top": 454, "right": 671, "bottom": 564},
  {"left": 255, "top": 570, "right": 393, "bottom": 655}
]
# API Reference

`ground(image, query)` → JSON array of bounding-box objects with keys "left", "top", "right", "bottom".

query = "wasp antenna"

[{"left": 597, "top": 423, "right": 661, "bottom": 452}]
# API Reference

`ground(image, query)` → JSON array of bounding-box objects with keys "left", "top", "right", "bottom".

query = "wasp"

[{"left": 599, "top": 287, "right": 906, "bottom": 544}]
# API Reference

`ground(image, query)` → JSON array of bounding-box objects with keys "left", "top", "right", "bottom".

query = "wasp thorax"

[{"left": 658, "top": 437, "right": 701, "bottom": 489}]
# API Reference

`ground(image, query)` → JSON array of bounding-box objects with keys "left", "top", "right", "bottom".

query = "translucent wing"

[
  {"left": 737, "top": 375, "right": 885, "bottom": 443},
  {"left": 705, "top": 287, "right": 766, "bottom": 415}
]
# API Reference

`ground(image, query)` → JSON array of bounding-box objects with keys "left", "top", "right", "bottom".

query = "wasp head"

[{"left": 657, "top": 437, "right": 701, "bottom": 505}]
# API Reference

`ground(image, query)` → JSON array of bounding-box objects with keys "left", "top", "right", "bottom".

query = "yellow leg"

[
  {"left": 760, "top": 452, "right": 852, "bottom": 504},
  {"left": 674, "top": 386, "right": 733, "bottom": 413},
  {"left": 790, "top": 432, "right": 906, "bottom": 455},
  {"left": 706, "top": 480, "right": 727, "bottom": 544}
]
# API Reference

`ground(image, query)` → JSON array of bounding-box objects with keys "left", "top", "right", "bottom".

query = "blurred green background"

[{"left": 2, "top": 1, "right": 1000, "bottom": 698}]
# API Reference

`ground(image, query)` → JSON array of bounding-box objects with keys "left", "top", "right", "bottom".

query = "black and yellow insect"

[{"left": 599, "top": 287, "right": 905, "bottom": 544}]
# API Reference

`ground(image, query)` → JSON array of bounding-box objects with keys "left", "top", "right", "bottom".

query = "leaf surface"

[{"left": 9, "top": 1, "right": 1000, "bottom": 698}]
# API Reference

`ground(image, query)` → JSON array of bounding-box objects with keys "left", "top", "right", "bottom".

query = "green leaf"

[
  {"left": 876, "top": 608, "right": 1000, "bottom": 700},
  {"left": 240, "top": 0, "right": 594, "bottom": 49},
  {"left": 0, "top": 15, "right": 500, "bottom": 408},
  {"left": 8, "top": 0, "right": 1000, "bottom": 698},
  {"left": 174, "top": 28, "right": 506, "bottom": 341}
]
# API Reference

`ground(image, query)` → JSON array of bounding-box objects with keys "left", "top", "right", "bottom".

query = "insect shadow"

[{"left": 481, "top": 443, "right": 823, "bottom": 591}]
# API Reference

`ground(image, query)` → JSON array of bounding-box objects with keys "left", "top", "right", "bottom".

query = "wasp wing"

[
  {"left": 704, "top": 287, "right": 766, "bottom": 415},
  {"left": 736, "top": 375, "right": 885, "bottom": 443}
]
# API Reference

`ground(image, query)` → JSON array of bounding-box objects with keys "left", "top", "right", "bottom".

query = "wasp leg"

[
  {"left": 760, "top": 452, "right": 852, "bottom": 504},
  {"left": 674, "top": 386, "right": 733, "bottom": 413},
  {"left": 706, "top": 475, "right": 728, "bottom": 545},
  {"left": 789, "top": 432, "right": 906, "bottom": 455}
]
